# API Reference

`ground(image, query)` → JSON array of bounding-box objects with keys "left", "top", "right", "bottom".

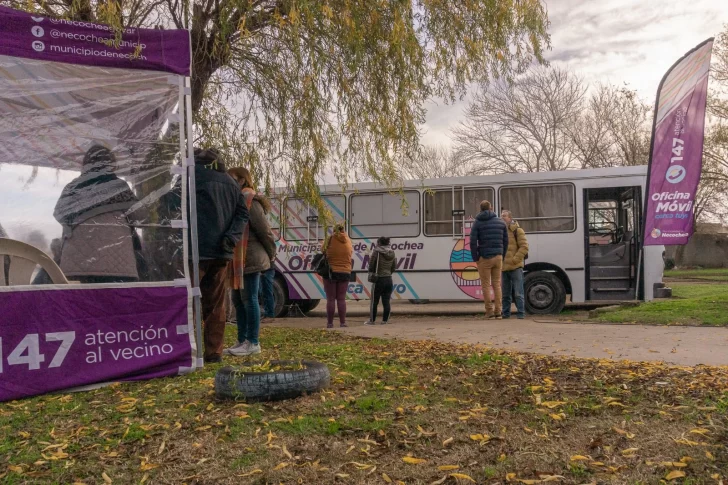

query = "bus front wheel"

[
  {"left": 272, "top": 278, "right": 289, "bottom": 318},
  {"left": 524, "top": 271, "right": 566, "bottom": 315}
]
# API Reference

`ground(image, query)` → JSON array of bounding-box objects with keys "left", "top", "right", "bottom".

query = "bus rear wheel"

[
  {"left": 272, "top": 278, "right": 289, "bottom": 318},
  {"left": 524, "top": 271, "right": 566, "bottom": 315}
]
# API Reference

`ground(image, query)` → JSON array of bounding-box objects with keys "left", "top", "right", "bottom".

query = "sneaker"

[
  {"left": 495, "top": 315, "right": 503, "bottom": 320},
  {"left": 339, "top": 322, "right": 348, "bottom": 328},
  {"left": 381, "top": 321, "right": 389, "bottom": 325},
  {"left": 486, "top": 314, "right": 496, "bottom": 320},
  {"left": 517, "top": 315, "right": 525, "bottom": 320},
  {"left": 227, "top": 341, "right": 251, "bottom": 356},
  {"left": 261, "top": 317, "right": 275, "bottom": 324},
  {"left": 245, "top": 343, "right": 261, "bottom": 356},
  {"left": 223, "top": 341, "right": 246, "bottom": 355},
  {"left": 502, "top": 315, "right": 511, "bottom": 320},
  {"left": 326, "top": 323, "right": 334, "bottom": 329},
  {"left": 364, "top": 320, "right": 377, "bottom": 326}
]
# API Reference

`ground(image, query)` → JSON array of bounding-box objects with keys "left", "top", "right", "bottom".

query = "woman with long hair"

[
  {"left": 323, "top": 223, "right": 353, "bottom": 328},
  {"left": 224, "top": 167, "right": 276, "bottom": 356}
]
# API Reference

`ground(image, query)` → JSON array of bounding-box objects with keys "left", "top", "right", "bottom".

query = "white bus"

[{"left": 265, "top": 166, "right": 665, "bottom": 316}]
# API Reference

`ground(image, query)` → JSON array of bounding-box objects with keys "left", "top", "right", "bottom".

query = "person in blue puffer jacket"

[{"left": 469, "top": 200, "right": 508, "bottom": 319}]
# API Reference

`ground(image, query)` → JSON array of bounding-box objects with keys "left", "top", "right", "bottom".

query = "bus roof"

[{"left": 277, "top": 165, "right": 649, "bottom": 195}]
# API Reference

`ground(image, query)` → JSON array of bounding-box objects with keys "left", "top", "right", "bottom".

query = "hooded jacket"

[
  {"left": 503, "top": 221, "right": 529, "bottom": 272},
  {"left": 191, "top": 152, "right": 249, "bottom": 260},
  {"left": 324, "top": 231, "right": 353, "bottom": 274},
  {"left": 469, "top": 210, "right": 508, "bottom": 261},
  {"left": 368, "top": 244, "right": 396, "bottom": 277}
]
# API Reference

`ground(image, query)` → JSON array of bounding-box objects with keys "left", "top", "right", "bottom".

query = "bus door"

[{"left": 584, "top": 186, "right": 642, "bottom": 300}]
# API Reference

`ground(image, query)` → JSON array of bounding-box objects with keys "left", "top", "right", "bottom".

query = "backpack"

[{"left": 513, "top": 227, "right": 528, "bottom": 261}]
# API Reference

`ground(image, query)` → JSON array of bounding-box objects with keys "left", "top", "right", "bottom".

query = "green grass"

[
  {"left": 1, "top": 327, "right": 727, "bottom": 484},
  {"left": 597, "top": 282, "right": 728, "bottom": 325},
  {"left": 665, "top": 268, "right": 728, "bottom": 282}
]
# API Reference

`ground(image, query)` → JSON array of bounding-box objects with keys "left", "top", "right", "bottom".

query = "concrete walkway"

[{"left": 270, "top": 301, "right": 728, "bottom": 367}]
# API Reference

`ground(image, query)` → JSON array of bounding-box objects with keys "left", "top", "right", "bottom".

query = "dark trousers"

[
  {"left": 194, "top": 260, "right": 229, "bottom": 359},
  {"left": 233, "top": 272, "right": 261, "bottom": 345},
  {"left": 370, "top": 276, "right": 393, "bottom": 322},
  {"left": 324, "top": 278, "right": 348, "bottom": 326},
  {"left": 259, "top": 268, "right": 276, "bottom": 318},
  {"left": 502, "top": 268, "right": 525, "bottom": 318}
]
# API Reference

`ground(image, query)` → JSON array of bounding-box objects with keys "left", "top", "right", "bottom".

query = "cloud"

[{"left": 424, "top": 0, "right": 728, "bottom": 148}]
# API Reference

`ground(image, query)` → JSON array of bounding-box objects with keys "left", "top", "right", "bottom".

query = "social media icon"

[
  {"left": 665, "top": 165, "right": 686, "bottom": 184},
  {"left": 31, "top": 26, "right": 44, "bottom": 37},
  {"left": 32, "top": 40, "right": 45, "bottom": 52},
  {"left": 31, "top": 16, "right": 44, "bottom": 22}
]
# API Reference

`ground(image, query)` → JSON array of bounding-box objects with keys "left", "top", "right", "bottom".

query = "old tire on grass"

[{"left": 215, "top": 360, "right": 330, "bottom": 402}]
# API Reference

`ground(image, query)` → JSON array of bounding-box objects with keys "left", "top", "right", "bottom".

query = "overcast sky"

[{"left": 423, "top": 0, "right": 728, "bottom": 148}]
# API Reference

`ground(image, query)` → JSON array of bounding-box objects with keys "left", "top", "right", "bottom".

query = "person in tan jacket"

[
  {"left": 501, "top": 210, "right": 529, "bottom": 319},
  {"left": 323, "top": 224, "right": 353, "bottom": 328}
]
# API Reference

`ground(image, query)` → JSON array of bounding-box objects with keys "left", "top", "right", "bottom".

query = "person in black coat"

[
  {"left": 469, "top": 200, "right": 508, "bottom": 319},
  {"left": 189, "top": 148, "right": 249, "bottom": 363}
]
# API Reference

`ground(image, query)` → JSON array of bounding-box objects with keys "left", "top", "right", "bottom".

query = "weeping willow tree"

[{"left": 6, "top": 0, "right": 550, "bottom": 216}]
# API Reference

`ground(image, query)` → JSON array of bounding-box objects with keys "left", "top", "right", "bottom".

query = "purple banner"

[
  {"left": 0, "top": 286, "right": 194, "bottom": 402},
  {"left": 0, "top": 6, "right": 190, "bottom": 76},
  {"left": 644, "top": 39, "right": 714, "bottom": 246}
]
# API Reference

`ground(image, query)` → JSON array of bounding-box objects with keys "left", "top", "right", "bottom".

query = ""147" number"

[{"left": 0, "top": 332, "right": 76, "bottom": 372}]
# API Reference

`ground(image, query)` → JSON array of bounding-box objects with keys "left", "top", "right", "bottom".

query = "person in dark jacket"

[
  {"left": 190, "top": 148, "right": 249, "bottom": 363},
  {"left": 364, "top": 236, "right": 396, "bottom": 325},
  {"left": 469, "top": 200, "right": 508, "bottom": 319}
]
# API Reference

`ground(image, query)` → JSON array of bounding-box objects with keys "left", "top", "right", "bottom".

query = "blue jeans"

[
  {"left": 502, "top": 268, "right": 525, "bottom": 318},
  {"left": 259, "top": 268, "right": 276, "bottom": 318},
  {"left": 232, "top": 272, "right": 261, "bottom": 345}
]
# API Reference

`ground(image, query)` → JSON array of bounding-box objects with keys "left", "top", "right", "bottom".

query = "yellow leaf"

[
  {"left": 540, "top": 401, "right": 567, "bottom": 409},
  {"left": 282, "top": 445, "right": 293, "bottom": 460},
  {"left": 442, "top": 437, "right": 454, "bottom": 447},
  {"left": 470, "top": 434, "right": 490, "bottom": 442},
  {"left": 8, "top": 465, "right": 23, "bottom": 473},
  {"left": 607, "top": 401, "right": 626, "bottom": 407},
  {"left": 450, "top": 473, "right": 476, "bottom": 482},
  {"left": 335, "top": 473, "right": 350, "bottom": 478},
  {"left": 690, "top": 428, "right": 710, "bottom": 435},
  {"left": 518, "top": 480, "right": 541, "bottom": 485},
  {"left": 438, "top": 465, "right": 460, "bottom": 471},
  {"left": 621, "top": 448, "right": 639, "bottom": 456},
  {"left": 549, "top": 413, "right": 563, "bottom": 421},
  {"left": 498, "top": 454, "right": 507, "bottom": 462},
  {"left": 102, "top": 472, "right": 112, "bottom": 484},
  {"left": 272, "top": 462, "right": 289, "bottom": 470},
  {"left": 612, "top": 427, "right": 635, "bottom": 439},
  {"left": 665, "top": 470, "right": 686, "bottom": 481},
  {"left": 711, "top": 473, "right": 720, "bottom": 480},
  {"left": 680, "top": 457, "right": 693, "bottom": 464},
  {"left": 402, "top": 456, "right": 426, "bottom": 464},
  {"left": 140, "top": 462, "right": 159, "bottom": 472},
  {"left": 431, "top": 477, "right": 448, "bottom": 485},
  {"left": 706, "top": 451, "right": 715, "bottom": 461},
  {"left": 237, "top": 469, "right": 263, "bottom": 477},
  {"left": 506, "top": 473, "right": 517, "bottom": 482},
  {"left": 347, "top": 462, "right": 374, "bottom": 470},
  {"left": 570, "top": 455, "right": 590, "bottom": 461},
  {"left": 540, "top": 476, "right": 565, "bottom": 482},
  {"left": 382, "top": 473, "right": 393, "bottom": 483}
]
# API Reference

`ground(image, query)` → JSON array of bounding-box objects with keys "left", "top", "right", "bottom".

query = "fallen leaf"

[
  {"left": 102, "top": 472, "right": 112, "bottom": 484},
  {"left": 549, "top": 413, "right": 564, "bottom": 421},
  {"left": 665, "top": 470, "right": 686, "bottom": 481},
  {"left": 541, "top": 476, "right": 565, "bottom": 482},
  {"left": 438, "top": 465, "right": 460, "bottom": 471},
  {"left": 706, "top": 451, "right": 715, "bottom": 461},
  {"left": 272, "top": 462, "right": 290, "bottom": 470},
  {"left": 402, "top": 456, "right": 426, "bottom": 465},
  {"left": 282, "top": 445, "right": 293, "bottom": 460},
  {"left": 442, "top": 437, "right": 454, "bottom": 447},
  {"left": 621, "top": 448, "right": 639, "bottom": 456},
  {"left": 335, "top": 473, "right": 350, "bottom": 478},
  {"left": 570, "top": 455, "right": 590, "bottom": 461},
  {"left": 506, "top": 473, "right": 517, "bottom": 482},
  {"left": 450, "top": 473, "right": 476, "bottom": 482},
  {"left": 237, "top": 469, "right": 263, "bottom": 477},
  {"left": 518, "top": 480, "right": 541, "bottom": 485},
  {"left": 382, "top": 473, "right": 393, "bottom": 483},
  {"left": 540, "top": 401, "right": 567, "bottom": 409},
  {"left": 612, "top": 427, "right": 635, "bottom": 439},
  {"left": 469, "top": 434, "right": 490, "bottom": 442}
]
